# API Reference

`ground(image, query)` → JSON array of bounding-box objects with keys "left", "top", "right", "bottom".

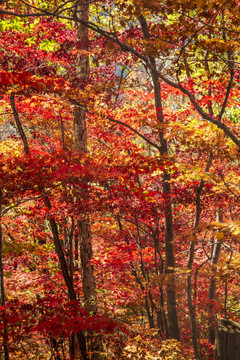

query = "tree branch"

[
  {"left": 74, "top": 102, "right": 161, "bottom": 151},
  {"left": 217, "top": 60, "right": 234, "bottom": 122},
  {"left": 2, "top": 4, "right": 240, "bottom": 149},
  {"left": 10, "top": 94, "right": 30, "bottom": 155}
]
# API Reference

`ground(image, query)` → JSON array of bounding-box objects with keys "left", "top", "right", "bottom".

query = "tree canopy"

[{"left": 0, "top": 1, "right": 240, "bottom": 359}]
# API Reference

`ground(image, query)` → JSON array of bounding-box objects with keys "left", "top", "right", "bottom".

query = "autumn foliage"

[{"left": 0, "top": 0, "right": 240, "bottom": 359}]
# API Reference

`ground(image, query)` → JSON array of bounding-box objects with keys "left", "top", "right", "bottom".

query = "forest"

[{"left": 0, "top": 0, "right": 240, "bottom": 359}]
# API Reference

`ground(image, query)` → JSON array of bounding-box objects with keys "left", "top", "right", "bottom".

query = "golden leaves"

[{"left": 123, "top": 337, "right": 188, "bottom": 360}]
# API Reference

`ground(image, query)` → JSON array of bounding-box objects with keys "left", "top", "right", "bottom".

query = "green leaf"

[
  {"left": 5, "top": 271, "right": 13, "bottom": 279},
  {"left": 39, "top": 39, "right": 59, "bottom": 52}
]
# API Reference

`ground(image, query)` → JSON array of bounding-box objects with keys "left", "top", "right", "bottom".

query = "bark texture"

[
  {"left": 74, "top": 1, "right": 97, "bottom": 316},
  {"left": 77, "top": 218, "right": 96, "bottom": 314},
  {"left": 74, "top": 0, "right": 89, "bottom": 154},
  {"left": 214, "top": 319, "right": 240, "bottom": 360}
]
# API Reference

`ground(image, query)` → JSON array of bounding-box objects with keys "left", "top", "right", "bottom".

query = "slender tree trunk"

[
  {"left": 186, "top": 184, "right": 204, "bottom": 360},
  {"left": 74, "top": 1, "right": 97, "bottom": 316},
  {"left": 139, "top": 14, "right": 180, "bottom": 340},
  {"left": 10, "top": 95, "right": 88, "bottom": 360},
  {"left": 162, "top": 172, "right": 180, "bottom": 340},
  {"left": 50, "top": 337, "right": 62, "bottom": 360},
  {"left": 0, "top": 190, "right": 10, "bottom": 360},
  {"left": 117, "top": 217, "right": 156, "bottom": 330},
  {"left": 186, "top": 153, "right": 212, "bottom": 360},
  {"left": 153, "top": 233, "right": 168, "bottom": 337},
  {"left": 74, "top": 0, "right": 89, "bottom": 155},
  {"left": 208, "top": 211, "right": 222, "bottom": 344}
]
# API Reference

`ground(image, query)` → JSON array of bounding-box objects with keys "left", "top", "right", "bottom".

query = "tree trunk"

[
  {"left": 186, "top": 152, "right": 212, "bottom": 360},
  {"left": 0, "top": 190, "right": 10, "bottom": 360},
  {"left": 162, "top": 172, "right": 180, "bottom": 340},
  {"left": 186, "top": 181, "right": 204, "bottom": 360},
  {"left": 139, "top": 14, "right": 180, "bottom": 340},
  {"left": 10, "top": 95, "right": 88, "bottom": 360},
  {"left": 74, "top": 0, "right": 89, "bottom": 155},
  {"left": 209, "top": 211, "right": 222, "bottom": 344},
  {"left": 214, "top": 319, "right": 240, "bottom": 360},
  {"left": 74, "top": 0, "right": 97, "bottom": 317},
  {"left": 77, "top": 219, "right": 96, "bottom": 314}
]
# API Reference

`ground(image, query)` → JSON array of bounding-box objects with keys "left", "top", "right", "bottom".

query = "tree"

[
  {"left": 0, "top": 1, "right": 240, "bottom": 359},
  {"left": 74, "top": 0, "right": 97, "bottom": 317}
]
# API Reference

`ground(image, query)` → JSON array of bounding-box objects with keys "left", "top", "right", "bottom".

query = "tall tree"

[
  {"left": 139, "top": 13, "right": 180, "bottom": 340},
  {"left": 10, "top": 94, "right": 89, "bottom": 359},
  {"left": 0, "top": 190, "right": 9, "bottom": 360},
  {"left": 1, "top": 1, "right": 240, "bottom": 359},
  {"left": 74, "top": 0, "right": 97, "bottom": 316}
]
